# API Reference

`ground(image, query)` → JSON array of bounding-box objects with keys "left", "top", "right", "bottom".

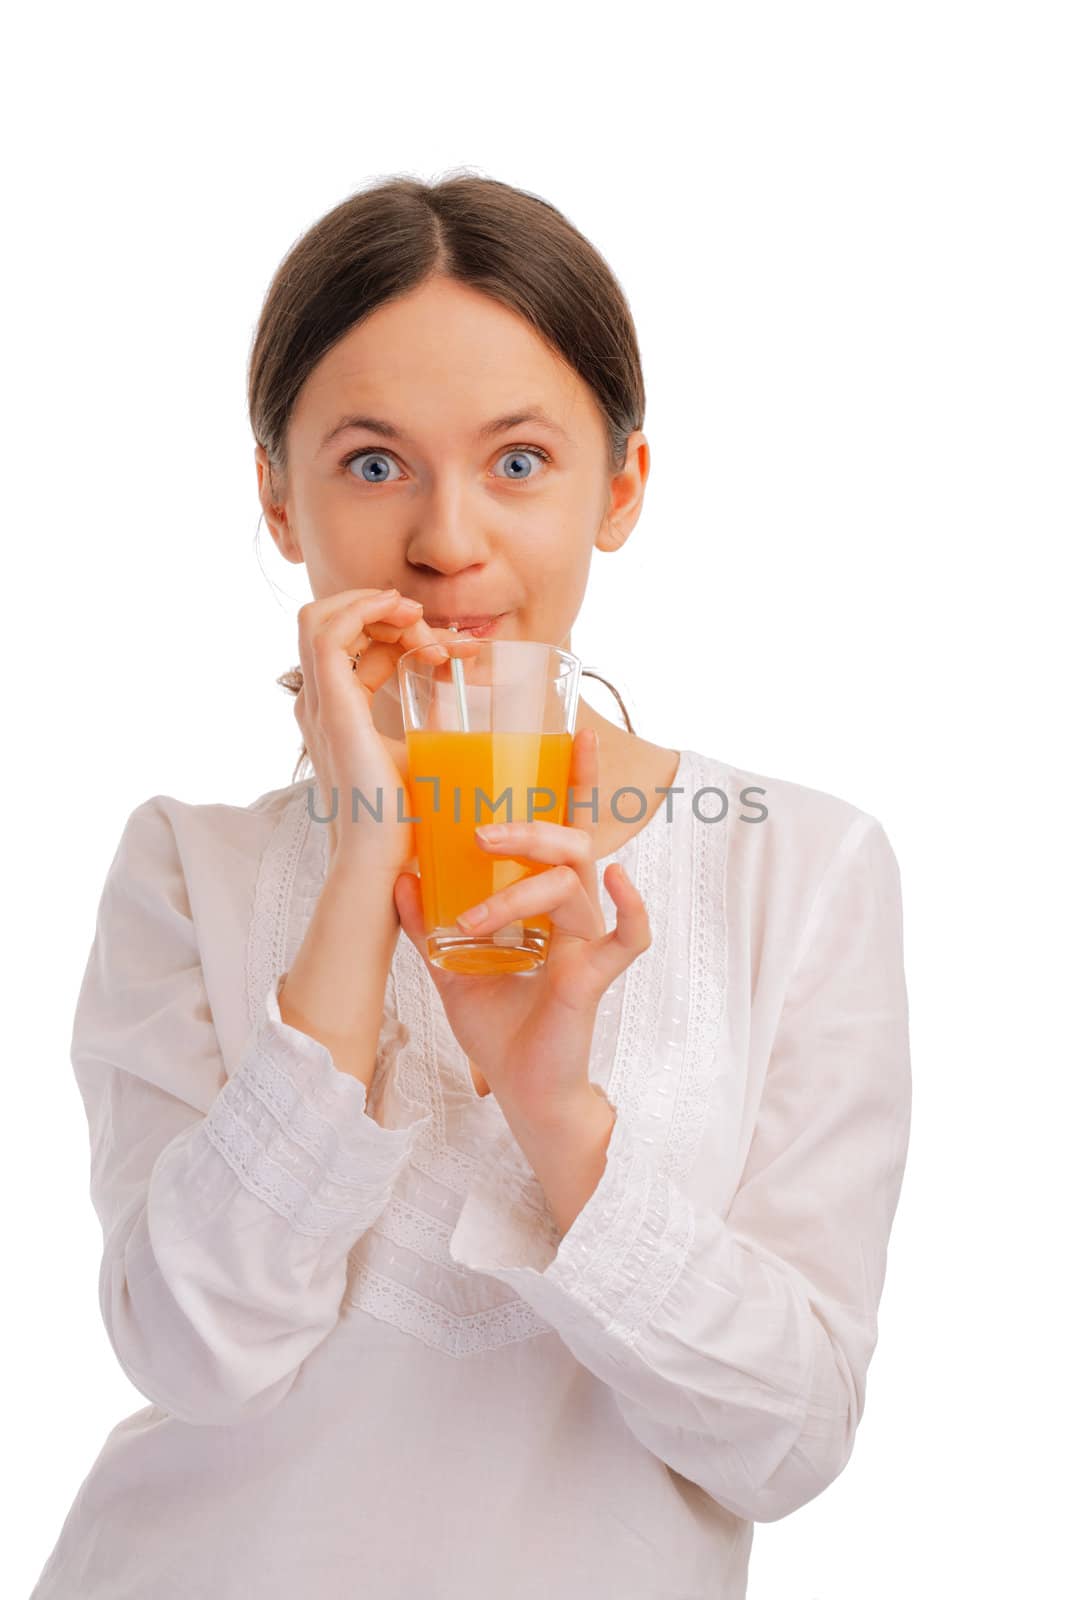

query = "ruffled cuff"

[
  {"left": 202, "top": 973, "right": 432, "bottom": 1240},
  {"left": 449, "top": 1090, "right": 695, "bottom": 1345}
]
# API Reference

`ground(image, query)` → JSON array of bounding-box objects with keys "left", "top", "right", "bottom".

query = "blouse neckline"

[{"left": 242, "top": 742, "right": 736, "bottom": 1359}]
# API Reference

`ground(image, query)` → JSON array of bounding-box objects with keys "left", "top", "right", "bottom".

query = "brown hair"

[{"left": 248, "top": 169, "right": 642, "bottom": 783}]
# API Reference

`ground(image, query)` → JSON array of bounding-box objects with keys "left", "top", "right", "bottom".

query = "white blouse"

[{"left": 32, "top": 746, "right": 911, "bottom": 1600}]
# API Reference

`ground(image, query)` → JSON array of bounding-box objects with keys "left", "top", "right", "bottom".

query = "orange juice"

[{"left": 405, "top": 728, "right": 574, "bottom": 973}]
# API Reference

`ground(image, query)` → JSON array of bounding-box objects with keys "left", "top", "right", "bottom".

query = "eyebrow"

[{"left": 318, "top": 404, "right": 573, "bottom": 454}]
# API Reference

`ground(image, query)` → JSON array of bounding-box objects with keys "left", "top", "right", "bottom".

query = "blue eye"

[
  {"left": 340, "top": 444, "right": 551, "bottom": 484},
  {"left": 490, "top": 446, "right": 550, "bottom": 481},
  {"left": 343, "top": 450, "right": 400, "bottom": 484}
]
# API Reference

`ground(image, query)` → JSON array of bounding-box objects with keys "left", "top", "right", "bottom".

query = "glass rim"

[{"left": 396, "top": 638, "right": 582, "bottom": 678}]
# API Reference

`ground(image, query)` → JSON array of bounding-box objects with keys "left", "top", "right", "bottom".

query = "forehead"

[{"left": 289, "top": 278, "right": 602, "bottom": 451}]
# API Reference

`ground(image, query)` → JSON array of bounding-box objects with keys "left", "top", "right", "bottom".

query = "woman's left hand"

[{"left": 392, "top": 727, "right": 652, "bottom": 1137}]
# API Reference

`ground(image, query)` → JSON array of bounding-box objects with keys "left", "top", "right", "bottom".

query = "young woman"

[{"left": 33, "top": 174, "right": 912, "bottom": 1600}]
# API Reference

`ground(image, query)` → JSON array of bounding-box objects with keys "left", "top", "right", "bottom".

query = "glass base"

[{"left": 428, "top": 922, "right": 549, "bottom": 974}]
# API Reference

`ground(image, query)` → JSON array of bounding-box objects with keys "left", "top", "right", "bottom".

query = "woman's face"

[{"left": 256, "top": 275, "right": 649, "bottom": 658}]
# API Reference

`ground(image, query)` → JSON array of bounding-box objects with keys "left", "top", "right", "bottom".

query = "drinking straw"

[{"left": 447, "top": 623, "right": 471, "bottom": 732}]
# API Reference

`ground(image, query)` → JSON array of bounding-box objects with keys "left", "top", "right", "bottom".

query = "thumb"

[{"left": 393, "top": 871, "right": 429, "bottom": 959}]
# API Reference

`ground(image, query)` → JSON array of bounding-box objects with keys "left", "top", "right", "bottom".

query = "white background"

[{"left": 5, "top": 2, "right": 1064, "bottom": 1595}]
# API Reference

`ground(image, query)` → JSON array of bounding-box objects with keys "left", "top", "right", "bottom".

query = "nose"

[{"left": 403, "top": 479, "right": 493, "bottom": 577}]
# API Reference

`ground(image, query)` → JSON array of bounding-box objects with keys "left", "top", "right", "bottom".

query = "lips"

[
  {"left": 423, "top": 613, "right": 501, "bottom": 629},
  {"left": 423, "top": 612, "right": 507, "bottom": 639}
]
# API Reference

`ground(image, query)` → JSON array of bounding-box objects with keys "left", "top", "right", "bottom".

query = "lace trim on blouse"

[{"left": 243, "top": 749, "right": 731, "bottom": 1357}]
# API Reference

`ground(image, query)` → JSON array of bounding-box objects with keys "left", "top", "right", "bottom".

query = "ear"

[
  {"left": 255, "top": 444, "right": 303, "bottom": 564},
  {"left": 595, "top": 431, "right": 650, "bottom": 554}
]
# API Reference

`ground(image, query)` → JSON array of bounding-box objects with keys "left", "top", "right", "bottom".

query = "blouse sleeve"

[
  {"left": 449, "top": 814, "right": 911, "bottom": 1523},
  {"left": 72, "top": 797, "right": 431, "bottom": 1427}
]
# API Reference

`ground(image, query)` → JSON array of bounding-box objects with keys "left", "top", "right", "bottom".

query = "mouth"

[{"left": 423, "top": 611, "right": 508, "bottom": 638}]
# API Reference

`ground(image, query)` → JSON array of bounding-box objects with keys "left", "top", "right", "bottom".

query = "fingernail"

[
  {"left": 475, "top": 825, "right": 502, "bottom": 842},
  {"left": 457, "top": 903, "right": 488, "bottom": 927}
]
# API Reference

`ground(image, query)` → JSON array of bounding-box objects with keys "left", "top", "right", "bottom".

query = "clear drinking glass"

[{"left": 397, "top": 639, "right": 581, "bottom": 973}]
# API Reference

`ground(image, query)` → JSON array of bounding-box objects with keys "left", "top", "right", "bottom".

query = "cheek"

[
  {"left": 510, "top": 528, "right": 571, "bottom": 579},
  {"left": 516, "top": 545, "right": 593, "bottom": 615}
]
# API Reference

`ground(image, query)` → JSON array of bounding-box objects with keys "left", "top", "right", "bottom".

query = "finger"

[
  {"left": 463, "top": 727, "right": 599, "bottom": 923},
  {"left": 566, "top": 727, "right": 600, "bottom": 847},
  {"left": 312, "top": 591, "right": 421, "bottom": 728},
  {"left": 313, "top": 593, "right": 479, "bottom": 707},
  {"left": 318, "top": 592, "right": 426, "bottom": 657},
  {"left": 299, "top": 589, "right": 483, "bottom": 719},
  {"left": 474, "top": 817, "right": 600, "bottom": 908},
  {"left": 580, "top": 862, "right": 652, "bottom": 987},
  {"left": 355, "top": 617, "right": 483, "bottom": 696},
  {"left": 456, "top": 862, "right": 603, "bottom": 942},
  {"left": 297, "top": 588, "right": 398, "bottom": 718},
  {"left": 566, "top": 727, "right": 601, "bottom": 904}
]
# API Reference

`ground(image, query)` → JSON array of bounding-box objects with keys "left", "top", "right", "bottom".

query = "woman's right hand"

[{"left": 293, "top": 587, "right": 480, "bottom": 878}]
